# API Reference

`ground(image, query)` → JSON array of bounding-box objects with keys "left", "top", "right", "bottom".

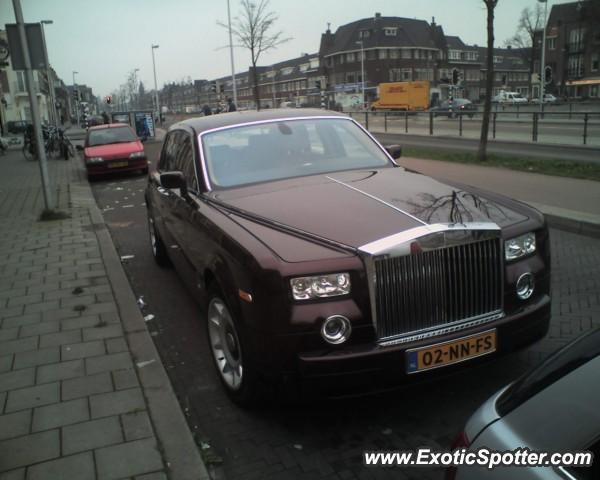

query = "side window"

[
  {"left": 158, "top": 131, "right": 180, "bottom": 171},
  {"left": 173, "top": 133, "right": 199, "bottom": 192}
]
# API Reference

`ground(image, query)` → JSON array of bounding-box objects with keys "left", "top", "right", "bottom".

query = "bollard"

[
  {"left": 405, "top": 110, "right": 408, "bottom": 133},
  {"left": 532, "top": 112, "right": 538, "bottom": 142},
  {"left": 459, "top": 113, "right": 463, "bottom": 136},
  {"left": 492, "top": 112, "right": 497, "bottom": 139},
  {"left": 429, "top": 111, "right": 433, "bottom": 135},
  {"left": 365, "top": 111, "right": 369, "bottom": 131},
  {"left": 541, "top": 102, "right": 545, "bottom": 120},
  {"left": 384, "top": 111, "right": 387, "bottom": 132},
  {"left": 569, "top": 103, "right": 573, "bottom": 120},
  {"left": 583, "top": 113, "right": 588, "bottom": 145}
]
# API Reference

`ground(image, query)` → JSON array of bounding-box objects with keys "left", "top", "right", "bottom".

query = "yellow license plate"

[
  {"left": 108, "top": 161, "right": 128, "bottom": 168},
  {"left": 406, "top": 329, "right": 496, "bottom": 373}
]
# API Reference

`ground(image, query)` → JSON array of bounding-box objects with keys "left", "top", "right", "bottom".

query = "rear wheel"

[
  {"left": 147, "top": 211, "right": 170, "bottom": 267},
  {"left": 207, "top": 286, "right": 260, "bottom": 406}
]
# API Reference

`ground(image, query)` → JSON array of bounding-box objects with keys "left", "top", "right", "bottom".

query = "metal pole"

[
  {"left": 539, "top": 0, "right": 548, "bottom": 110},
  {"left": 429, "top": 111, "right": 433, "bottom": 135},
  {"left": 360, "top": 42, "right": 365, "bottom": 110},
  {"left": 384, "top": 111, "right": 387, "bottom": 132},
  {"left": 492, "top": 112, "right": 497, "bottom": 139},
  {"left": 459, "top": 113, "right": 463, "bottom": 136},
  {"left": 12, "top": 0, "right": 53, "bottom": 210},
  {"left": 533, "top": 112, "right": 538, "bottom": 142},
  {"left": 227, "top": 0, "right": 238, "bottom": 107},
  {"left": 365, "top": 111, "right": 368, "bottom": 131},
  {"left": 583, "top": 113, "right": 588, "bottom": 145},
  {"left": 73, "top": 71, "right": 79, "bottom": 127},
  {"left": 40, "top": 21, "right": 58, "bottom": 126},
  {"left": 151, "top": 45, "right": 161, "bottom": 124},
  {"left": 405, "top": 110, "right": 408, "bottom": 133}
]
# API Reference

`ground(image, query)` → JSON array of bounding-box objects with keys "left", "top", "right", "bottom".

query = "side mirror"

[
  {"left": 160, "top": 171, "right": 187, "bottom": 196},
  {"left": 385, "top": 144, "right": 402, "bottom": 160},
  {"left": 76, "top": 145, "right": 84, "bottom": 152}
]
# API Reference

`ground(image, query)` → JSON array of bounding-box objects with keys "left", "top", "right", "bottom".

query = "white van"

[{"left": 492, "top": 91, "right": 528, "bottom": 104}]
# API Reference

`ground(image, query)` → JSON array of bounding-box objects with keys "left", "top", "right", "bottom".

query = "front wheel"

[
  {"left": 147, "top": 211, "right": 170, "bottom": 267},
  {"left": 207, "top": 288, "right": 260, "bottom": 406}
]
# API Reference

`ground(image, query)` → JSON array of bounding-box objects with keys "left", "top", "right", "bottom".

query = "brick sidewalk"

[{"left": 0, "top": 152, "right": 206, "bottom": 479}]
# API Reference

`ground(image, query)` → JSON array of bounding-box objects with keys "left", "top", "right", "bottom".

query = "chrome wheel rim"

[
  {"left": 208, "top": 298, "right": 243, "bottom": 390},
  {"left": 148, "top": 216, "right": 157, "bottom": 257}
]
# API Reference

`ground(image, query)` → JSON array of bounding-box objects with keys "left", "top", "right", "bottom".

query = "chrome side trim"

[
  {"left": 379, "top": 311, "right": 504, "bottom": 346},
  {"left": 359, "top": 222, "right": 501, "bottom": 256},
  {"left": 325, "top": 175, "right": 426, "bottom": 225},
  {"left": 196, "top": 115, "right": 358, "bottom": 192}
]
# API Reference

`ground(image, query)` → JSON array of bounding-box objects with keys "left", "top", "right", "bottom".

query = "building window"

[
  {"left": 591, "top": 85, "right": 598, "bottom": 97},
  {"left": 359, "top": 29, "right": 370, "bottom": 39},
  {"left": 378, "top": 49, "right": 388, "bottom": 60},
  {"left": 384, "top": 27, "right": 397, "bottom": 36},
  {"left": 568, "top": 54, "right": 584, "bottom": 77},
  {"left": 466, "top": 69, "right": 480, "bottom": 81},
  {"left": 367, "top": 49, "right": 376, "bottom": 60},
  {"left": 401, "top": 49, "right": 411, "bottom": 59},
  {"left": 346, "top": 52, "right": 355, "bottom": 62},
  {"left": 389, "top": 68, "right": 401, "bottom": 81},
  {"left": 569, "top": 28, "right": 585, "bottom": 49},
  {"left": 465, "top": 51, "right": 478, "bottom": 61},
  {"left": 389, "top": 49, "right": 399, "bottom": 59},
  {"left": 547, "top": 37, "right": 556, "bottom": 50},
  {"left": 346, "top": 72, "right": 355, "bottom": 83},
  {"left": 414, "top": 68, "right": 433, "bottom": 81},
  {"left": 449, "top": 50, "right": 460, "bottom": 60},
  {"left": 402, "top": 68, "right": 412, "bottom": 81},
  {"left": 438, "top": 68, "right": 451, "bottom": 82},
  {"left": 592, "top": 53, "right": 599, "bottom": 72},
  {"left": 493, "top": 56, "right": 503, "bottom": 63},
  {"left": 339, "top": 54, "right": 345, "bottom": 65},
  {"left": 17, "top": 71, "right": 26, "bottom": 92}
]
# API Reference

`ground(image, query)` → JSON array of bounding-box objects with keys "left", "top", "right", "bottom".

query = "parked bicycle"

[{"left": 22, "top": 125, "right": 75, "bottom": 161}]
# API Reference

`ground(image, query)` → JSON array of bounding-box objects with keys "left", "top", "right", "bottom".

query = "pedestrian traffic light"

[
  {"left": 210, "top": 81, "right": 217, "bottom": 93},
  {"left": 452, "top": 69, "right": 459, "bottom": 85},
  {"left": 315, "top": 79, "right": 321, "bottom": 90}
]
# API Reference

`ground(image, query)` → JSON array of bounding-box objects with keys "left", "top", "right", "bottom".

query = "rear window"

[
  {"left": 88, "top": 126, "right": 137, "bottom": 147},
  {"left": 496, "top": 328, "right": 600, "bottom": 416}
]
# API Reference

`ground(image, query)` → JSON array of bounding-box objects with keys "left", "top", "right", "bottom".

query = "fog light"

[
  {"left": 516, "top": 272, "right": 534, "bottom": 300},
  {"left": 321, "top": 315, "right": 352, "bottom": 345}
]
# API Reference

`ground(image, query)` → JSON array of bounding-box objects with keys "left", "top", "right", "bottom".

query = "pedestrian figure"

[
  {"left": 227, "top": 98, "right": 237, "bottom": 112},
  {"left": 101, "top": 111, "right": 110, "bottom": 124},
  {"left": 202, "top": 105, "right": 212, "bottom": 116}
]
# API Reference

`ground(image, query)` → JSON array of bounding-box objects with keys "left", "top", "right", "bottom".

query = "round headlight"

[
  {"left": 320, "top": 315, "right": 352, "bottom": 345},
  {"left": 516, "top": 272, "right": 535, "bottom": 300}
]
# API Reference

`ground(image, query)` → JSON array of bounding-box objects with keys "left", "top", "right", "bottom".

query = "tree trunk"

[{"left": 478, "top": 1, "right": 496, "bottom": 162}]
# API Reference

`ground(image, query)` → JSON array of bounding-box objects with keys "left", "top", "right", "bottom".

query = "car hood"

[
  {"left": 84, "top": 141, "right": 143, "bottom": 159},
  {"left": 212, "top": 167, "right": 529, "bottom": 249}
]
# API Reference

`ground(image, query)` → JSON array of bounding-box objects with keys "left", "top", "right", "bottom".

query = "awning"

[{"left": 565, "top": 78, "right": 600, "bottom": 86}]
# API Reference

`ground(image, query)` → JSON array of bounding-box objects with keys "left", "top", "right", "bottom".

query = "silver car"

[{"left": 449, "top": 328, "right": 600, "bottom": 480}]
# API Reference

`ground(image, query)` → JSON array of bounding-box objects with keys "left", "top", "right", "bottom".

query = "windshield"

[
  {"left": 88, "top": 126, "right": 137, "bottom": 147},
  {"left": 202, "top": 118, "right": 391, "bottom": 188}
]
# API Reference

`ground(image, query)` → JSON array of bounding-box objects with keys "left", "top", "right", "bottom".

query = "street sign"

[{"left": 5, "top": 23, "right": 48, "bottom": 70}]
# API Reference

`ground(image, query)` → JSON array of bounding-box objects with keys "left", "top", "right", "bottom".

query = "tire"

[
  {"left": 206, "top": 285, "right": 260, "bottom": 406},
  {"left": 61, "top": 142, "right": 69, "bottom": 160},
  {"left": 147, "top": 211, "right": 170, "bottom": 267}
]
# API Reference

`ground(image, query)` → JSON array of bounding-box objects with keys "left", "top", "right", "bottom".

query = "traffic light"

[
  {"left": 315, "top": 79, "right": 321, "bottom": 90},
  {"left": 73, "top": 89, "right": 79, "bottom": 100},
  {"left": 452, "top": 69, "right": 459, "bottom": 85},
  {"left": 105, "top": 95, "right": 112, "bottom": 105},
  {"left": 210, "top": 81, "right": 217, "bottom": 93},
  {"left": 544, "top": 66, "right": 553, "bottom": 84}
]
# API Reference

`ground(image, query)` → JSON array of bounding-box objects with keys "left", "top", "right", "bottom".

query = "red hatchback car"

[{"left": 82, "top": 124, "right": 148, "bottom": 179}]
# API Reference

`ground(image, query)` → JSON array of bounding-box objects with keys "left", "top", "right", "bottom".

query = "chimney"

[
  {"left": 431, "top": 16, "right": 436, "bottom": 26},
  {"left": 507, "top": 45, "right": 512, "bottom": 50},
  {"left": 374, "top": 12, "right": 381, "bottom": 21}
]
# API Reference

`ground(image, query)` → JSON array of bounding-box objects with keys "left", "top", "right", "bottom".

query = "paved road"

[{"left": 91, "top": 142, "right": 600, "bottom": 480}]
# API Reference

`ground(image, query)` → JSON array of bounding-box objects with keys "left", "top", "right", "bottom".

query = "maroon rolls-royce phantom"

[{"left": 145, "top": 109, "right": 550, "bottom": 405}]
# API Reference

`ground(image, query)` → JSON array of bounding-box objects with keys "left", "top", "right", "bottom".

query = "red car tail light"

[{"left": 445, "top": 430, "right": 470, "bottom": 480}]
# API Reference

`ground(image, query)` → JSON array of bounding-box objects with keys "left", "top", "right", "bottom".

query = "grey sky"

[{"left": 1, "top": 0, "right": 563, "bottom": 97}]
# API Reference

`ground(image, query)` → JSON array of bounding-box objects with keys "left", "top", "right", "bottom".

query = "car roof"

[
  {"left": 170, "top": 109, "right": 347, "bottom": 135},
  {"left": 88, "top": 123, "right": 131, "bottom": 131}
]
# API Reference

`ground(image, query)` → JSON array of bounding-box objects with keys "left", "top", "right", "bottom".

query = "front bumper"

[{"left": 85, "top": 158, "right": 148, "bottom": 176}]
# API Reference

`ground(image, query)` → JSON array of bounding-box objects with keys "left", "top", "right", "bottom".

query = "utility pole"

[
  {"left": 227, "top": 0, "right": 238, "bottom": 107},
  {"left": 40, "top": 20, "right": 58, "bottom": 126},
  {"left": 73, "top": 70, "right": 79, "bottom": 127},
  {"left": 12, "top": 0, "right": 53, "bottom": 210},
  {"left": 538, "top": 0, "right": 548, "bottom": 110},
  {"left": 356, "top": 40, "right": 365, "bottom": 110},
  {"left": 151, "top": 45, "right": 161, "bottom": 124}
]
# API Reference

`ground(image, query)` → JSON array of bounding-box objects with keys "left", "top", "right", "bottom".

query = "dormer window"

[
  {"left": 384, "top": 27, "right": 397, "bottom": 36},
  {"left": 299, "top": 63, "right": 309, "bottom": 72},
  {"left": 359, "top": 29, "right": 370, "bottom": 39},
  {"left": 282, "top": 67, "right": 294, "bottom": 75}
]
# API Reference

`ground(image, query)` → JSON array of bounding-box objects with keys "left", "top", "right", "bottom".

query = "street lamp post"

[
  {"left": 539, "top": 0, "right": 548, "bottom": 110},
  {"left": 356, "top": 40, "right": 365, "bottom": 110},
  {"left": 226, "top": 0, "right": 238, "bottom": 107},
  {"left": 151, "top": 45, "right": 161, "bottom": 124},
  {"left": 72, "top": 70, "right": 79, "bottom": 127},
  {"left": 40, "top": 20, "right": 58, "bottom": 126}
]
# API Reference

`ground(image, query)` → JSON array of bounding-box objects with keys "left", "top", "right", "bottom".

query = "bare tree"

[
  {"left": 478, "top": 0, "right": 498, "bottom": 162},
  {"left": 220, "top": 0, "right": 290, "bottom": 110},
  {"left": 504, "top": 5, "right": 544, "bottom": 94}
]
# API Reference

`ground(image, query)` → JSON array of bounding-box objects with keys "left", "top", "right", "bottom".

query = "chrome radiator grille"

[{"left": 374, "top": 238, "right": 503, "bottom": 340}]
